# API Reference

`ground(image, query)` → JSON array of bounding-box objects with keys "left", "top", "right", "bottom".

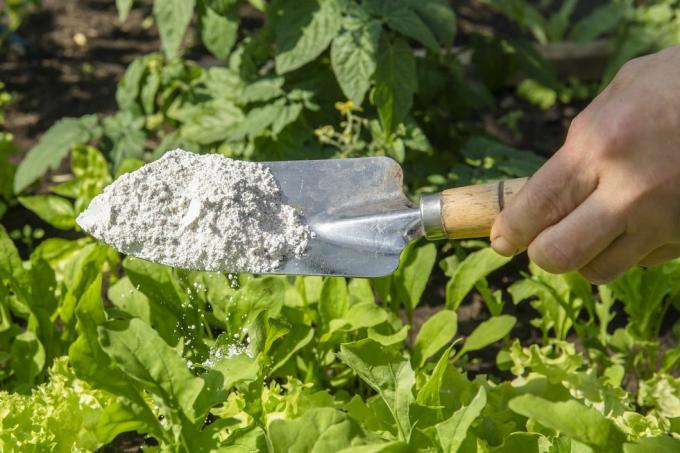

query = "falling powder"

[{"left": 77, "top": 149, "right": 310, "bottom": 273}]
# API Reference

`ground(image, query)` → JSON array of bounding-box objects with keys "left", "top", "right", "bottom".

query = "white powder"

[{"left": 76, "top": 149, "right": 309, "bottom": 273}]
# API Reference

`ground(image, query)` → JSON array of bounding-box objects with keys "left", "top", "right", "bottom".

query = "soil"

[{"left": 2, "top": 0, "right": 158, "bottom": 154}]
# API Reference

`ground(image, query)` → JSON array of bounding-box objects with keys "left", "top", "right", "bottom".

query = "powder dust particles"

[{"left": 77, "top": 149, "right": 310, "bottom": 273}]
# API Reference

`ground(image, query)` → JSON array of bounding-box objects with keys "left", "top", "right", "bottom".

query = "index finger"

[{"left": 490, "top": 147, "right": 598, "bottom": 256}]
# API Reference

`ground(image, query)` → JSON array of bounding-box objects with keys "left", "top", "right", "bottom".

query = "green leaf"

[
  {"left": 508, "top": 394, "right": 626, "bottom": 451},
  {"left": 194, "top": 353, "right": 259, "bottom": 418},
  {"left": 108, "top": 276, "right": 151, "bottom": 321},
  {"left": 114, "top": 158, "right": 144, "bottom": 178},
  {"left": 331, "top": 20, "right": 381, "bottom": 105},
  {"left": 393, "top": 243, "right": 436, "bottom": 317},
  {"left": 269, "top": 407, "right": 365, "bottom": 453},
  {"left": 69, "top": 276, "right": 166, "bottom": 443},
  {"left": 96, "top": 399, "right": 161, "bottom": 446},
  {"left": 460, "top": 136, "right": 545, "bottom": 179},
  {"left": 544, "top": 0, "right": 577, "bottom": 42},
  {"left": 372, "top": 37, "right": 417, "bottom": 135},
  {"left": 340, "top": 302, "right": 389, "bottom": 330},
  {"left": 66, "top": 145, "right": 112, "bottom": 214},
  {"left": 14, "top": 116, "right": 97, "bottom": 193},
  {"left": 319, "top": 277, "right": 349, "bottom": 327},
  {"left": 140, "top": 69, "right": 161, "bottom": 115},
  {"left": 240, "top": 77, "right": 285, "bottom": 103},
  {"left": 10, "top": 330, "right": 45, "bottom": 388},
  {"left": 339, "top": 339, "right": 414, "bottom": 440},
  {"left": 624, "top": 436, "right": 680, "bottom": 453},
  {"left": 272, "top": 103, "right": 304, "bottom": 135},
  {"left": 116, "top": 0, "right": 134, "bottom": 22},
  {"left": 209, "top": 353, "right": 260, "bottom": 388},
  {"left": 98, "top": 318, "right": 204, "bottom": 421},
  {"left": 200, "top": 4, "right": 239, "bottom": 60},
  {"left": 205, "top": 0, "right": 240, "bottom": 15},
  {"left": 70, "top": 276, "right": 126, "bottom": 390},
  {"left": 349, "top": 278, "right": 375, "bottom": 305},
  {"left": 116, "top": 56, "right": 149, "bottom": 112},
  {"left": 446, "top": 247, "right": 511, "bottom": 309},
  {"left": 18, "top": 195, "right": 76, "bottom": 230},
  {"left": 271, "top": 324, "right": 314, "bottom": 373},
  {"left": 409, "top": 0, "right": 456, "bottom": 48},
  {"left": 226, "top": 277, "right": 286, "bottom": 333},
  {"left": 338, "top": 441, "right": 409, "bottom": 453},
  {"left": 456, "top": 315, "right": 516, "bottom": 358},
  {"left": 226, "top": 100, "right": 287, "bottom": 141},
  {"left": 569, "top": 3, "right": 626, "bottom": 43},
  {"left": 491, "top": 432, "right": 543, "bottom": 452},
  {"left": 416, "top": 344, "right": 453, "bottom": 409},
  {"left": 435, "top": 386, "right": 487, "bottom": 452},
  {"left": 123, "top": 258, "right": 204, "bottom": 354},
  {"left": 366, "top": 0, "right": 440, "bottom": 51},
  {"left": 368, "top": 325, "right": 409, "bottom": 346},
  {"left": 154, "top": 0, "right": 196, "bottom": 59},
  {"left": 101, "top": 111, "right": 146, "bottom": 170},
  {"left": 179, "top": 99, "right": 245, "bottom": 144},
  {"left": 480, "top": 0, "right": 547, "bottom": 44},
  {"left": 0, "top": 357, "right": 117, "bottom": 451},
  {"left": 274, "top": 0, "right": 342, "bottom": 74},
  {"left": 58, "top": 244, "right": 114, "bottom": 342},
  {"left": 412, "top": 309, "right": 457, "bottom": 368}
]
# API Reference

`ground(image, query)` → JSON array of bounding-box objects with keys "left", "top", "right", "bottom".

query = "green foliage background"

[{"left": 2, "top": 0, "right": 680, "bottom": 451}]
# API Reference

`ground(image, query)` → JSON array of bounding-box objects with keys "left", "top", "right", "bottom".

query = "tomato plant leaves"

[
  {"left": 14, "top": 115, "right": 98, "bottom": 194},
  {"left": 365, "top": 0, "right": 440, "bottom": 51},
  {"left": 410, "top": 0, "right": 457, "bottom": 48},
  {"left": 200, "top": 3, "right": 239, "bottom": 60},
  {"left": 372, "top": 37, "right": 417, "bottom": 136},
  {"left": 153, "top": 0, "right": 196, "bottom": 59},
  {"left": 274, "top": 0, "right": 342, "bottom": 74},
  {"left": 331, "top": 18, "right": 381, "bottom": 105},
  {"left": 115, "top": 0, "right": 133, "bottom": 22}
]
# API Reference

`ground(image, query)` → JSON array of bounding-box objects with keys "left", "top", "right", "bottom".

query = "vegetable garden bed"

[{"left": 1, "top": 1, "right": 680, "bottom": 452}]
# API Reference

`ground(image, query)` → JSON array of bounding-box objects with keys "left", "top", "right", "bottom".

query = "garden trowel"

[{"left": 267, "top": 157, "right": 526, "bottom": 277}]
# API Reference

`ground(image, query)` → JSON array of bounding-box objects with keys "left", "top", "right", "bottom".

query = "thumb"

[{"left": 490, "top": 147, "right": 597, "bottom": 256}]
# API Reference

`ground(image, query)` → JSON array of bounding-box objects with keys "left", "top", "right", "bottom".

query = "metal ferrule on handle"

[
  {"left": 420, "top": 193, "right": 447, "bottom": 240},
  {"left": 419, "top": 178, "right": 528, "bottom": 240}
]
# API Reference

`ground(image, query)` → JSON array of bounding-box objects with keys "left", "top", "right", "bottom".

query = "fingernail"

[{"left": 491, "top": 236, "right": 517, "bottom": 256}]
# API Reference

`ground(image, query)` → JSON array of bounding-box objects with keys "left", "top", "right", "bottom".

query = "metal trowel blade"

[{"left": 266, "top": 157, "right": 423, "bottom": 277}]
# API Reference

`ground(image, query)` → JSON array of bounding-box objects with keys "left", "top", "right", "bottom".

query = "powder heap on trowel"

[{"left": 76, "top": 149, "right": 310, "bottom": 273}]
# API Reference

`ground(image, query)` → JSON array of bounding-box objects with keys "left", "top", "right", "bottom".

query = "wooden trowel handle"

[{"left": 420, "top": 178, "right": 528, "bottom": 240}]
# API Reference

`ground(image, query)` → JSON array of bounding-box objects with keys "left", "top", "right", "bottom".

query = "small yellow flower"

[
  {"left": 334, "top": 100, "right": 361, "bottom": 114},
  {"left": 314, "top": 125, "right": 334, "bottom": 137}
]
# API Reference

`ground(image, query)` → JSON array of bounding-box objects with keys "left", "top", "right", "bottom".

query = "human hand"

[{"left": 490, "top": 45, "right": 680, "bottom": 284}]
